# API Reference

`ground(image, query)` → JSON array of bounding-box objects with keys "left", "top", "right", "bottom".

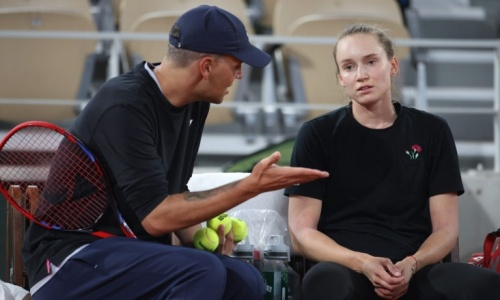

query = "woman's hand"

[
  {"left": 360, "top": 256, "right": 405, "bottom": 299},
  {"left": 374, "top": 257, "right": 415, "bottom": 299}
]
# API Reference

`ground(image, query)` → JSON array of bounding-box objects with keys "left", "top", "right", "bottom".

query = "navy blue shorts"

[{"left": 33, "top": 237, "right": 265, "bottom": 300}]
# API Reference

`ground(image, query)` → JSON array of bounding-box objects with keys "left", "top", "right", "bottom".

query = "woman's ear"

[{"left": 390, "top": 56, "right": 399, "bottom": 76}]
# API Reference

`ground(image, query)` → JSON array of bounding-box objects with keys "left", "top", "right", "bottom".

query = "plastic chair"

[
  {"left": 0, "top": 0, "right": 98, "bottom": 126},
  {"left": 273, "top": 0, "right": 405, "bottom": 36},
  {"left": 247, "top": 0, "right": 277, "bottom": 33}
]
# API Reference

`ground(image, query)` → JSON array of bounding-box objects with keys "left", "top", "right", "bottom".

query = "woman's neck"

[{"left": 351, "top": 100, "right": 397, "bottom": 129}]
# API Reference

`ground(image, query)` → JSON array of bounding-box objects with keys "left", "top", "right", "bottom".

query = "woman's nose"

[{"left": 356, "top": 66, "right": 368, "bottom": 81}]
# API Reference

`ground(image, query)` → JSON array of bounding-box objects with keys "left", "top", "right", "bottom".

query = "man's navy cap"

[{"left": 168, "top": 5, "right": 271, "bottom": 68}]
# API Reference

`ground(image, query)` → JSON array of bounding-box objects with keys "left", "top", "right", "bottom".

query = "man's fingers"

[
  {"left": 255, "top": 151, "right": 281, "bottom": 171},
  {"left": 291, "top": 167, "right": 329, "bottom": 183},
  {"left": 215, "top": 225, "right": 225, "bottom": 253},
  {"left": 215, "top": 225, "right": 236, "bottom": 255},
  {"left": 225, "top": 230, "right": 234, "bottom": 248}
]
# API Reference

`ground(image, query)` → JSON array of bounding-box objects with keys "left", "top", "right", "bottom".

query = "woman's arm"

[
  {"left": 407, "top": 192, "right": 459, "bottom": 271},
  {"left": 289, "top": 195, "right": 401, "bottom": 273},
  {"left": 289, "top": 194, "right": 404, "bottom": 297}
]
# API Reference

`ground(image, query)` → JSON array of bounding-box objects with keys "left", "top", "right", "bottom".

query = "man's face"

[{"left": 206, "top": 55, "right": 243, "bottom": 104}]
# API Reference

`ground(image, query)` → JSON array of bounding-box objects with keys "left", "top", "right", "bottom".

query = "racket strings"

[{"left": 1, "top": 126, "right": 108, "bottom": 230}]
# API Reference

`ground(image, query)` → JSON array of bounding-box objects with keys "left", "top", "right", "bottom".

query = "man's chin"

[{"left": 210, "top": 97, "right": 225, "bottom": 105}]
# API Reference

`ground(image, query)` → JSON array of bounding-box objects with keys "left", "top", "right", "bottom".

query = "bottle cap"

[
  {"left": 232, "top": 236, "right": 254, "bottom": 259},
  {"left": 263, "top": 235, "right": 290, "bottom": 261}
]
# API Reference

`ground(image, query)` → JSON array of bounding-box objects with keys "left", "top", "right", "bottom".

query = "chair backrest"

[
  {"left": 5, "top": 185, "right": 39, "bottom": 289},
  {"left": 119, "top": 0, "right": 254, "bottom": 125},
  {"left": 274, "top": 9, "right": 410, "bottom": 119},
  {"left": 273, "top": 0, "right": 405, "bottom": 36},
  {"left": 0, "top": 0, "right": 97, "bottom": 123},
  {"left": 253, "top": 0, "right": 277, "bottom": 32}
]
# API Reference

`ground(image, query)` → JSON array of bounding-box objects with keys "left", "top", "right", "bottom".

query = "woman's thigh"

[
  {"left": 302, "top": 262, "right": 379, "bottom": 300},
  {"left": 406, "top": 262, "right": 500, "bottom": 300}
]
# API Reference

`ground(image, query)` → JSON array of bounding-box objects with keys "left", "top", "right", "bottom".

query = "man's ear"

[{"left": 199, "top": 56, "right": 213, "bottom": 78}]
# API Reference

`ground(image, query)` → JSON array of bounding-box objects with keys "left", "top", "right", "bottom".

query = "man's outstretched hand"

[{"left": 242, "top": 151, "right": 329, "bottom": 194}]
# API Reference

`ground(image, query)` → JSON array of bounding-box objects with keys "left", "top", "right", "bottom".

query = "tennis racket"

[{"left": 0, "top": 121, "right": 136, "bottom": 238}]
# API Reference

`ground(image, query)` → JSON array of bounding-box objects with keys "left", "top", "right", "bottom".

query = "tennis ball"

[
  {"left": 207, "top": 213, "right": 232, "bottom": 235},
  {"left": 194, "top": 227, "right": 219, "bottom": 252},
  {"left": 231, "top": 217, "right": 248, "bottom": 243}
]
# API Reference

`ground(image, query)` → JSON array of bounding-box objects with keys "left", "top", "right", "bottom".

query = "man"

[{"left": 22, "top": 5, "right": 328, "bottom": 300}]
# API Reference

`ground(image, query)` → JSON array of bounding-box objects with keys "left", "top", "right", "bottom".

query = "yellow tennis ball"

[
  {"left": 194, "top": 227, "right": 219, "bottom": 252},
  {"left": 207, "top": 213, "right": 232, "bottom": 235},
  {"left": 231, "top": 217, "right": 248, "bottom": 243}
]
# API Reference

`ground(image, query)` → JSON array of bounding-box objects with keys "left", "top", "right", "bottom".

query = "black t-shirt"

[
  {"left": 22, "top": 62, "right": 209, "bottom": 287},
  {"left": 285, "top": 103, "right": 464, "bottom": 262}
]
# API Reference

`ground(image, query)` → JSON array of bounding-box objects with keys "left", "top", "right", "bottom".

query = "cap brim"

[{"left": 233, "top": 44, "right": 271, "bottom": 68}]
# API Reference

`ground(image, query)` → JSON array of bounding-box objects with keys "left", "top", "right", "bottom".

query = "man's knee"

[{"left": 221, "top": 257, "right": 265, "bottom": 300}]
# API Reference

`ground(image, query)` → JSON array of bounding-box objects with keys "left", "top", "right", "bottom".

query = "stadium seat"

[
  {"left": 246, "top": 0, "right": 277, "bottom": 33},
  {"left": 404, "top": 0, "right": 497, "bottom": 156},
  {"left": 0, "top": 0, "right": 98, "bottom": 127},
  {"left": 471, "top": 0, "right": 500, "bottom": 35},
  {"left": 119, "top": 0, "right": 258, "bottom": 126},
  {"left": 273, "top": 0, "right": 405, "bottom": 36}
]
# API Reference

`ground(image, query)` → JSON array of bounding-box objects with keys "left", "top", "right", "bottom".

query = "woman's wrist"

[{"left": 406, "top": 255, "right": 418, "bottom": 275}]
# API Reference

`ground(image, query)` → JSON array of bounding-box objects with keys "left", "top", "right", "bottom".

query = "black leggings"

[{"left": 302, "top": 261, "right": 500, "bottom": 300}]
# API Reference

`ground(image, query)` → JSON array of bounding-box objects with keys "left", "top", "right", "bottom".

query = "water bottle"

[
  {"left": 231, "top": 236, "right": 254, "bottom": 265},
  {"left": 262, "top": 235, "right": 300, "bottom": 300}
]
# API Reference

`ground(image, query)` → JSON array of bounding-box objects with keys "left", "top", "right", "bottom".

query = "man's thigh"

[{"left": 33, "top": 237, "right": 229, "bottom": 300}]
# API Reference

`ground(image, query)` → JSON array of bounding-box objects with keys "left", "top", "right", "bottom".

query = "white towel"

[{"left": 0, "top": 280, "right": 30, "bottom": 300}]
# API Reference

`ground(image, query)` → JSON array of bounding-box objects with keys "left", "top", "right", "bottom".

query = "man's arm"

[{"left": 142, "top": 151, "right": 329, "bottom": 236}]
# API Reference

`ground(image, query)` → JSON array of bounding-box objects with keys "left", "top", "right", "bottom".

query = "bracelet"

[{"left": 407, "top": 255, "right": 418, "bottom": 274}]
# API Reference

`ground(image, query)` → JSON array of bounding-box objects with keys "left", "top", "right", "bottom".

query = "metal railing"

[{"left": 1, "top": 30, "right": 499, "bottom": 170}]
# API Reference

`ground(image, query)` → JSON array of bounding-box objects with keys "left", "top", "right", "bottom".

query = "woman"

[{"left": 285, "top": 23, "right": 500, "bottom": 300}]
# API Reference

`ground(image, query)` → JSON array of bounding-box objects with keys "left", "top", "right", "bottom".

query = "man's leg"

[
  {"left": 218, "top": 254, "right": 265, "bottom": 300},
  {"left": 32, "top": 237, "right": 262, "bottom": 300}
]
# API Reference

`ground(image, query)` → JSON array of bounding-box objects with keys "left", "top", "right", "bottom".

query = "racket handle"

[{"left": 91, "top": 231, "right": 116, "bottom": 238}]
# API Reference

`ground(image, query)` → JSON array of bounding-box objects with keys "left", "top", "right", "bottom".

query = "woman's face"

[{"left": 336, "top": 34, "right": 398, "bottom": 107}]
